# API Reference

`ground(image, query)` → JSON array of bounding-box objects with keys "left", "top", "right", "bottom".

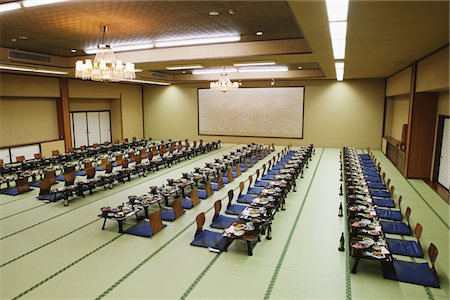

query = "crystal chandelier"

[
  {"left": 210, "top": 73, "right": 239, "bottom": 92},
  {"left": 75, "top": 26, "right": 136, "bottom": 82}
]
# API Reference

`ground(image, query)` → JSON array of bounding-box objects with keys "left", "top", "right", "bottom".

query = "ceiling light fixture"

[
  {"left": 233, "top": 61, "right": 275, "bottom": 67},
  {"left": 256, "top": 31, "right": 263, "bottom": 36},
  {"left": 155, "top": 34, "right": 241, "bottom": 48},
  {"left": 75, "top": 25, "right": 136, "bottom": 82},
  {"left": 70, "top": 49, "right": 77, "bottom": 53},
  {"left": 193, "top": 67, "right": 237, "bottom": 75},
  {"left": 85, "top": 43, "right": 154, "bottom": 54},
  {"left": 335, "top": 62, "right": 344, "bottom": 81},
  {"left": 0, "top": 64, "right": 68, "bottom": 75},
  {"left": 326, "top": 0, "right": 349, "bottom": 81},
  {"left": 122, "top": 79, "right": 170, "bottom": 86},
  {"left": 208, "top": 11, "right": 220, "bottom": 16},
  {"left": 22, "top": 0, "right": 67, "bottom": 8},
  {"left": 238, "top": 66, "right": 288, "bottom": 73},
  {"left": 210, "top": 73, "right": 239, "bottom": 92},
  {"left": 166, "top": 65, "right": 203, "bottom": 71},
  {"left": 0, "top": 2, "right": 21, "bottom": 13}
]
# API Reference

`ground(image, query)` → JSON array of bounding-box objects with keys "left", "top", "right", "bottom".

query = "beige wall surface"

[
  {"left": 143, "top": 79, "right": 386, "bottom": 149},
  {"left": 386, "top": 66, "right": 412, "bottom": 97},
  {"left": 384, "top": 97, "right": 394, "bottom": 137},
  {"left": 0, "top": 97, "right": 59, "bottom": 147},
  {"left": 390, "top": 95, "right": 410, "bottom": 141},
  {"left": 416, "top": 46, "right": 449, "bottom": 92},
  {"left": 68, "top": 79, "right": 143, "bottom": 141},
  {"left": 69, "top": 98, "right": 111, "bottom": 111},
  {"left": 41, "top": 140, "right": 65, "bottom": 158},
  {"left": 0, "top": 73, "right": 60, "bottom": 97}
]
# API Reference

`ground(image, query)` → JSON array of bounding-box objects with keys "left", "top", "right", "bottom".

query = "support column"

[{"left": 57, "top": 78, "right": 72, "bottom": 151}]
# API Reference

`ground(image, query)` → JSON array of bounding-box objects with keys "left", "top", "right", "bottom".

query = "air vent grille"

[{"left": 8, "top": 50, "right": 52, "bottom": 64}]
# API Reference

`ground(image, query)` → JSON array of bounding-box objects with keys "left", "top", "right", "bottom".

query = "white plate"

[{"left": 233, "top": 231, "right": 244, "bottom": 236}]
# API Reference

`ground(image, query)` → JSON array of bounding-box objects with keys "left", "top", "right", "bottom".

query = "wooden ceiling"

[{"left": 0, "top": 0, "right": 448, "bottom": 82}]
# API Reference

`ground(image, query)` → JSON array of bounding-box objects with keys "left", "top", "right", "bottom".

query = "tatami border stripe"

[
  {"left": 0, "top": 218, "right": 100, "bottom": 268},
  {"left": 95, "top": 204, "right": 217, "bottom": 300},
  {"left": 406, "top": 180, "right": 449, "bottom": 230},
  {"left": 342, "top": 151, "right": 352, "bottom": 300},
  {"left": 12, "top": 234, "right": 124, "bottom": 300},
  {"left": 263, "top": 148, "right": 324, "bottom": 299},
  {"left": 0, "top": 203, "right": 47, "bottom": 221},
  {"left": 8, "top": 144, "right": 275, "bottom": 299},
  {"left": 0, "top": 145, "right": 237, "bottom": 240},
  {"left": 94, "top": 149, "right": 281, "bottom": 299},
  {"left": 179, "top": 253, "right": 221, "bottom": 300}
]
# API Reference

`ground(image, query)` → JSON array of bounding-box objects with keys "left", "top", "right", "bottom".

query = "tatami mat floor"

[{"left": 0, "top": 145, "right": 448, "bottom": 300}]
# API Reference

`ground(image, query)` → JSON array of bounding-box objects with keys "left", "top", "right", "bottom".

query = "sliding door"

[
  {"left": 10, "top": 144, "right": 40, "bottom": 161},
  {"left": 71, "top": 111, "right": 111, "bottom": 148},
  {"left": 0, "top": 148, "right": 11, "bottom": 164},
  {"left": 438, "top": 118, "right": 450, "bottom": 189},
  {"left": 99, "top": 111, "right": 111, "bottom": 143}
]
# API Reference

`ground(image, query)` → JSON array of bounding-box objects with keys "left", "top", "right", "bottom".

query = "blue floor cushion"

[
  {"left": 125, "top": 221, "right": 167, "bottom": 237},
  {"left": 225, "top": 204, "right": 247, "bottom": 215},
  {"left": 392, "top": 260, "right": 440, "bottom": 288},
  {"left": 370, "top": 190, "right": 391, "bottom": 198},
  {"left": 268, "top": 169, "right": 281, "bottom": 175},
  {"left": 56, "top": 175, "right": 66, "bottom": 182},
  {"left": 222, "top": 177, "right": 231, "bottom": 184},
  {"left": 182, "top": 197, "right": 195, "bottom": 209},
  {"left": 160, "top": 209, "right": 176, "bottom": 221},
  {"left": 191, "top": 230, "right": 229, "bottom": 250},
  {"left": 38, "top": 192, "right": 65, "bottom": 202},
  {"left": 254, "top": 180, "right": 270, "bottom": 188},
  {"left": 237, "top": 194, "right": 257, "bottom": 204},
  {"left": 261, "top": 174, "right": 276, "bottom": 181},
  {"left": 75, "top": 171, "right": 86, "bottom": 177},
  {"left": 1, "top": 187, "right": 34, "bottom": 196},
  {"left": 272, "top": 164, "right": 284, "bottom": 170},
  {"left": 232, "top": 172, "right": 239, "bottom": 178},
  {"left": 30, "top": 182, "right": 42, "bottom": 188},
  {"left": 248, "top": 186, "right": 264, "bottom": 195},
  {"left": 368, "top": 182, "right": 386, "bottom": 189},
  {"left": 210, "top": 215, "right": 238, "bottom": 229},
  {"left": 373, "top": 198, "right": 395, "bottom": 208},
  {"left": 386, "top": 238, "right": 424, "bottom": 258},
  {"left": 197, "top": 189, "right": 208, "bottom": 199},
  {"left": 381, "top": 220, "right": 412, "bottom": 235},
  {"left": 376, "top": 208, "right": 402, "bottom": 221},
  {"left": 211, "top": 182, "right": 220, "bottom": 191}
]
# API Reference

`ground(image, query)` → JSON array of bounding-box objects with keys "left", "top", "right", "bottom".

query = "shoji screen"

[{"left": 438, "top": 118, "right": 450, "bottom": 189}]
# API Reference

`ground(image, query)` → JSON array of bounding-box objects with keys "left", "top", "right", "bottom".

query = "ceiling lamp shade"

[
  {"left": 210, "top": 73, "right": 239, "bottom": 92},
  {"left": 75, "top": 26, "right": 136, "bottom": 82}
]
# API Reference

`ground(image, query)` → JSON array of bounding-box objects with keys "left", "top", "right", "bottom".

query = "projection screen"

[{"left": 198, "top": 87, "right": 304, "bottom": 138}]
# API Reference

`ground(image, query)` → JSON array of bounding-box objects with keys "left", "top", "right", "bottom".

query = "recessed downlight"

[
  {"left": 209, "top": 11, "right": 219, "bottom": 16},
  {"left": 298, "top": 66, "right": 303, "bottom": 69},
  {"left": 18, "top": 36, "right": 28, "bottom": 40},
  {"left": 70, "top": 49, "right": 77, "bottom": 53},
  {"left": 256, "top": 31, "right": 263, "bottom": 36}
]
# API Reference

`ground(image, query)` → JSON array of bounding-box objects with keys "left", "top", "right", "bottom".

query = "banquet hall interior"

[{"left": 0, "top": 0, "right": 448, "bottom": 299}]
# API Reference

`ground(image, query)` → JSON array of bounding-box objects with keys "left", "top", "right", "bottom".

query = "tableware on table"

[
  {"left": 233, "top": 230, "right": 245, "bottom": 236},
  {"left": 363, "top": 251, "right": 385, "bottom": 259}
]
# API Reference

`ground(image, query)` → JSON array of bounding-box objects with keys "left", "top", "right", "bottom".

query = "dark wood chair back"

[
  {"left": 194, "top": 212, "right": 205, "bottom": 238},
  {"left": 16, "top": 155, "right": 25, "bottom": 163},
  {"left": 190, "top": 187, "right": 201, "bottom": 207},
  {"left": 34, "top": 153, "right": 43, "bottom": 159},
  {"left": 428, "top": 243, "right": 439, "bottom": 279},
  {"left": 132, "top": 137, "right": 137, "bottom": 141},
  {"left": 0, "top": 159, "right": 3, "bottom": 167},
  {"left": 405, "top": 207, "right": 411, "bottom": 224},
  {"left": 39, "top": 178, "right": 52, "bottom": 196},
  {"left": 216, "top": 175, "right": 224, "bottom": 190},
  {"left": 64, "top": 172, "right": 76, "bottom": 186},
  {"left": 226, "top": 189, "right": 234, "bottom": 208},
  {"left": 226, "top": 167, "right": 234, "bottom": 183},
  {"left": 238, "top": 181, "right": 245, "bottom": 198},
  {"left": 248, "top": 175, "right": 253, "bottom": 190},
  {"left": 105, "top": 163, "right": 113, "bottom": 174},
  {"left": 86, "top": 167, "right": 96, "bottom": 179},
  {"left": 213, "top": 199, "right": 222, "bottom": 221},
  {"left": 84, "top": 161, "right": 93, "bottom": 169},
  {"left": 52, "top": 150, "right": 60, "bottom": 156},
  {"left": 124, "top": 138, "right": 129, "bottom": 142},
  {"left": 101, "top": 158, "right": 109, "bottom": 170},
  {"left": 149, "top": 211, "right": 165, "bottom": 235},
  {"left": 172, "top": 197, "right": 185, "bottom": 219},
  {"left": 16, "top": 177, "right": 30, "bottom": 194},
  {"left": 414, "top": 223, "right": 423, "bottom": 241},
  {"left": 204, "top": 180, "right": 214, "bottom": 198},
  {"left": 115, "top": 154, "right": 123, "bottom": 165},
  {"left": 140, "top": 149, "right": 146, "bottom": 159},
  {"left": 44, "top": 170, "right": 56, "bottom": 185}
]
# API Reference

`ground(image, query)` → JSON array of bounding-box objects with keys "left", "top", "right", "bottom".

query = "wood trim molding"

[{"left": 58, "top": 78, "right": 72, "bottom": 151}]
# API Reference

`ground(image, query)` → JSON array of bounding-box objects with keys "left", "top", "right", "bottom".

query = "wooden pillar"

[{"left": 57, "top": 78, "right": 72, "bottom": 151}]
